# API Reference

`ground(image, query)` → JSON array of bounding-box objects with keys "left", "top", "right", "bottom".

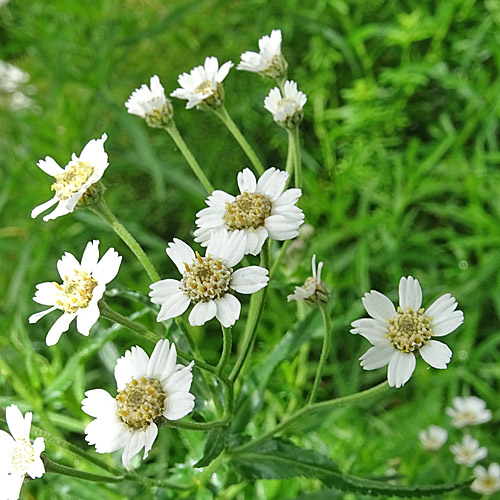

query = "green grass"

[{"left": 1, "top": 0, "right": 499, "bottom": 498}]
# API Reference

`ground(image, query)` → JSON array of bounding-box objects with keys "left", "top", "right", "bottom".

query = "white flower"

[
  {"left": 31, "top": 134, "right": 109, "bottom": 221},
  {"left": 194, "top": 167, "right": 304, "bottom": 256},
  {"left": 471, "top": 463, "right": 500, "bottom": 495},
  {"left": 287, "top": 255, "right": 329, "bottom": 307},
  {"left": 237, "top": 29, "right": 287, "bottom": 80},
  {"left": 450, "top": 435, "right": 488, "bottom": 467},
  {"left": 446, "top": 396, "right": 492, "bottom": 428},
  {"left": 170, "top": 56, "right": 233, "bottom": 110},
  {"left": 82, "top": 340, "right": 194, "bottom": 467},
  {"left": 150, "top": 232, "right": 269, "bottom": 328},
  {"left": 0, "top": 60, "right": 29, "bottom": 93},
  {"left": 264, "top": 80, "right": 307, "bottom": 129},
  {"left": 351, "top": 276, "right": 464, "bottom": 388},
  {"left": 418, "top": 425, "right": 448, "bottom": 451},
  {"left": 125, "top": 75, "right": 173, "bottom": 128},
  {"left": 0, "top": 405, "right": 45, "bottom": 500},
  {"left": 29, "top": 240, "right": 122, "bottom": 346}
]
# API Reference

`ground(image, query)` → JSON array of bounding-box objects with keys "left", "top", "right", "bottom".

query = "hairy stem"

[{"left": 217, "top": 326, "right": 232, "bottom": 375}]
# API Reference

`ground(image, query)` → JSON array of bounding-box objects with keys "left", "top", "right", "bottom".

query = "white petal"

[
  {"left": 92, "top": 248, "right": 122, "bottom": 284},
  {"left": 216, "top": 231, "right": 246, "bottom": 267},
  {"left": 36, "top": 156, "right": 64, "bottom": 176},
  {"left": 359, "top": 342, "right": 394, "bottom": 370},
  {"left": 215, "top": 294, "right": 241, "bottom": 327},
  {"left": 162, "top": 364, "right": 194, "bottom": 394},
  {"left": 6, "top": 405, "right": 26, "bottom": 440},
  {"left": 398, "top": 276, "right": 422, "bottom": 311},
  {"left": 121, "top": 430, "right": 146, "bottom": 467},
  {"left": 166, "top": 239, "right": 195, "bottom": 275},
  {"left": 57, "top": 252, "right": 81, "bottom": 281},
  {"left": 26, "top": 453, "right": 45, "bottom": 479},
  {"left": 217, "top": 60, "right": 233, "bottom": 82},
  {"left": 46, "top": 312, "right": 76, "bottom": 346},
  {"left": 150, "top": 279, "right": 183, "bottom": 299},
  {"left": 41, "top": 200, "right": 71, "bottom": 221},
  {"left": 350, "top": 318, "right": 388, "bottom": 344},
  {"left": 156, "top": 291, "right": 191, "bottom": 322},
  {"left": 114, "top": 346, "right": 149, "bottom": 390},
  {"left": 188, "top": 300, "right": 217, "bottom": 326},
  {"left": 29, "top": 306, "right": 57, "bottom": 324},
  {"left": 425, "top": 293, "right": 456, "bottom": 318},
  {"left": 147, "top": 339, "right": 172, "bottom": 380},
  {"left": 431, "top": 310, "right": 464, "bottom": 336},
  {"left": 419, "top": 340, "right": 452, "bottom": 369},
  {"left": 76, "top": 303, "right": 100, "bottom": 336},
  {"left": 163, "top": 392, "right": 195, "bottom": 420},
  {"left": 4, "top": 476, "right": 23, "bottom": 500},
  {"left": 362, "top": 290, "right": 396, "bottom": 321},
  {"left": 237, "top": 168, "right": 257, "bottom": 193},
  {"left": 230, "top": 266, "right": 269, "bottom": 294},
  {"left": 80, "top": 240, "right": 100, "bottom": 272},
  {"left": 31, "top": 195, "right": 59, "bottom": 219},
  {"left": 84, "top": 417, "right": 126, "bottom": 454},
  {"left": 32, "top": 282, "right": 59, "bottom": 306},
  {"left": 143, "top": 423, "right": 158, "bottom": 459},
  {"left": 256, "top": 167, "right": 288, "bottom": 202},
  {"left": 82, "top": 389, "right": 116, "bottom": 418},
  {"left": 387, "top": 351, "right": 416, "bottom": 388},
  {"left": 246, "top": 226, "right": 268, "bottom": 256}
]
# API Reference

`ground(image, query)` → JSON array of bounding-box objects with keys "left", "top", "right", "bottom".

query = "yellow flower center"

[
  {"left": 194, "top": 80, "right": 214, "bottom": 96},
  {"left": 454, "top": 410, "right": 479, "bottom": 427},
  {"left": 386, "top": 307, "right": 432, "bottom": 352},
  {"left": 116, "top": 376, "right": 167, "bottom": 430},
  {"left": 9, "top": 439, "right": 35, "bottom": 475},
  {"left": 51, "top": 161, "right": 94, "bottom": 200},
  {"left": 223, "top": 191, "right": 272, "bottom": 231},
  {"left": 54, "top": 270, "right": 98, "bottom": 313},
  {"left": 181, "top": 252, "right": 231, "bottom": 303}
]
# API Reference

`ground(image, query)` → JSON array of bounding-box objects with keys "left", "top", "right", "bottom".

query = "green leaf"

[
  {"left": 232, "top": 439, "right": 472, "bottom": 497},
  {"left": 194, "top": 425, "right": 231, "bottom": 468}
]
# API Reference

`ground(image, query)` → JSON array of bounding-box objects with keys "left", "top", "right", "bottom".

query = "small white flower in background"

[
  {"left": 471, "top": 463, "right": 500, "bottom": 496},
  {"left": 125, "top": 75, "right": 173, "bottom": 128},
  {"left": 82, "top": 340, "right": 194, "bottom": 467},
  {"left": 237, "top": 29, "right": 288, "bottom": 81},
  {"left": 0, "top": 405, "right": 45, "bottom": 500},
  {"left": 351, "top": 276, "right": 464, "bottom": 388},
  {"left": 29, "top": 240, "right": 122, "bottom": 346},
  {"left": 418, "top": 425, "right": 448, "bottom": 452},
  {"left": 150, "top": 232, "right": 269, "bottom": 328},
  {"left": 194, "top": 167, "right": 304, "bottom": 256},
  {"left": 264, "top": 80, "right": 307, "bottom": 129},
  {"left": 171, "top": 56, "right": 233, "bottom": 110},
  {"left": 288, "top": 255, "right": 330, "bottom": 307},
  {"left": 450, "top": 434, "right": 488, "bottom": 467},
  {"left": 446, "top": 396, "right": 492, "bottom": 428},
  {"left": 31, "top": 134, "right": 108, "bottom": 221},
  {"left": 0, "top": 60, "right": 29, "bottom": 93}
]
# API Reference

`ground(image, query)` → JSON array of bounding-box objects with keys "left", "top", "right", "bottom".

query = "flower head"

[
  {"left": 351, "top": 276, "right": 464, "bottom": 388},
  {"left": 82, "top": 340, "right": 194, "bottom": 467},
  {"left": 446, "top": 396, "right": 492, "bottom": 428},
  {"left": 0, "top": 405, "right": 45, "bottom": 500},
  {"left": 125, "top": 75, "right": 173, "bottom": 128},
  {"left": 170, "top": 56, "right": 233, "bottom": 110},
  {"left": 31, "top": 134, "right": 108, "bottom": 221},
  {"left": 418, "top": 425, "right": 448, "bottom": 452},
  {"left": 264, "top": 80, "right": 307, "bottom": 129},
  {"left": 194, "top": 167, "right": 304, "bottom": 256},
  {"left": 237, "top": 29, "right": 287, "bottom": 81},
  {"left": 150, "top": 232, "right": 269, "bottom": 328},
  {"left": 471, "top": 463, "right": 500, "bottom": 495},
  {"left": 450, "top": 434, "right": 488, "bottom": 467},
  {"left": 288, "top": 255, "right": 330, "bottom": 307},
  {"left": 29, "top": 240, "right": 122, "bottom": 346}
]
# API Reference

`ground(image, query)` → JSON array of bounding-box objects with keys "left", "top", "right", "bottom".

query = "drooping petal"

[
  {"left": 230, "top": 266, "right": 269, "bottom": 294},
  {"left": 76, "top": 303, "right": 100, "bottom": 336},
  {"left": 188, "top": 300, "right": 217, "bottom": 326},
  {"left": 46, "top": 312, "right": 76, "bottom": 346},
  {"left": 419, "top": 340, "right": 452, "bottom": 369},
  {"left": 31, "top": 195, "right": 59, "bottom": 219},
  {"left": 362, "top": 290, "right": 397, "bottom": 321},
  {"left": 28, "top": 306, "right": 57, "bottom": 324},
  {"left": 121, "top": 429, "right": 146, "bottom": 467},
  {"left": 398, "top": 276, "right": 422, "bottom": 311},
  {"left": 387, "top": 351, "right": 416, "bottom": 388},
  {"left": 143, "top": 422, "right": 158, "bottom": 459},
  {"left": 214, "top": 294, "right": 241, "bottom": 327}
]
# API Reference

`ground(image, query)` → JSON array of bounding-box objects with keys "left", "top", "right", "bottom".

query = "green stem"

[
  {"left": 217, "top": 326, "right": 232, "bottom": 375},
  {"left": 288, "top": 126, "right": 302, "bottom": 189},
  {"left": 44, "top": 456, "right": 124, "bottom": 483},
  {"left": 229, "top": 246, "right": 269, "bottom": 382},
  {"left": 164, "top": 121, "right": 214, "bottom": 194},
  {"left": 285, "top": 128, "right": 294, "bottom": 177},
  {"left": 307, "top": 307, "right": 331, "bottom": 405},
  {"left": 231, "top": 381, "right": 390, "bottom": 453},
  {"left": 269, "top": 240, "right": 291, "bottom": 278},
  {"left": 89, "top": 198, "right": 160, "bottom": 282},
  {"left": 213, "top": 106, "right": 265, "bottom": 175},
  {"left": 161, "top": 418, "right": 229, "bottom": 431}
]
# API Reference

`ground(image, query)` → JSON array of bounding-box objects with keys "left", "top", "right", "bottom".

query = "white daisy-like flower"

[
  {"left": 170, "top": 56, "right": 233, "bottom": 110},
  {"left": 150, "top": 231, "right": 269, "bottom": 328},
  {"left": 446, "top": 396, "right": 492, "bottom": 428},
  {"left": 31, "top": 134, "right": 108, "bottom": 222},
  {"left": 237, "top": 29, "right": 288, "bottom": 81},
  {"left": 0, "top": 405, "right": 45, "bottom": 500},
  {"left": 82, "top": 340, "right": 194, "bottom": 467},
  {"left": 194, "top": 167, "right": 304, "bottom": 256},
  {"left": 471, "top": 463, "right": 500, "bottom": 495},
  {"left": 264, "top": 80, "right": 307, "bottom": 129},
  {"left": 287, "top": 255, "right": 330, "bottom": 307},
  {"left": 125, "top": 75, "right": 173, "bottom": 128},
  {"left": 29, "top": 240, "right": 122, "bottom": 346},
  {"left": 450, "top": 435, "right": 488, "bottom": 467},
  {"left": 351, "top": 276, "right": 464, "bottom": 388},
  {"left": 418, "top": 425, "right": 448, "bottom": 452}
]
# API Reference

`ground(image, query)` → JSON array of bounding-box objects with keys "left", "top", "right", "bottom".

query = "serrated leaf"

[
  {"left": 194, "top": 425, "right": 231, "bottom": 468},
  {"left": 232, "top": 438, "right": 472, "bottom": 497}
]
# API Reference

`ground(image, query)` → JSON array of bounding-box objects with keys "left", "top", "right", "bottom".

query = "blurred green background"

[{"left": 1, "top": 0, "right": 499, "bottom": 498}]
